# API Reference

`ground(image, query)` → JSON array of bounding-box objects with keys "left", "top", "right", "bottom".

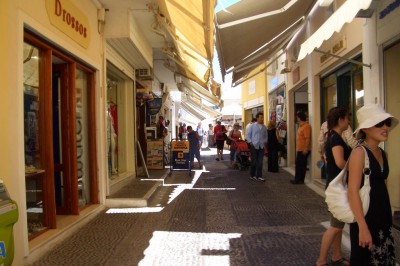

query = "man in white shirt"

[{"left": 246, "top": 113, "right": 268, "bottom": 182}]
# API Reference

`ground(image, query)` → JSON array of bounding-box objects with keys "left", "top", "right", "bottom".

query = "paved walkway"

[{"left": 31, "top": 148, "right": 400, "bottom": 265}]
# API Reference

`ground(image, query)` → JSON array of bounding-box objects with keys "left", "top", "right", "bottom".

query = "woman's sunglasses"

[{"left": 374, "top": 118, "right": 392, "bottom": 128}]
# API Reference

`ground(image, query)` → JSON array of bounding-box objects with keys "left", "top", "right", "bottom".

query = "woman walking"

[
  {"left": 315, "top": 107, "right": 351, "bottom": 266},
  {"left": 266, "top": 120, "right": 281, "bottom": 172},
  {"left": 227, "top": 122, "right": 242, "bottom": 166},
  {"left": 348, "top": 104, "right": 398, "bottom": 265}
]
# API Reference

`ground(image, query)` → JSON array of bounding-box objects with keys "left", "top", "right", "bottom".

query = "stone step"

[{"left": 105, "top": 178, "right": 162, "bottom": 208}]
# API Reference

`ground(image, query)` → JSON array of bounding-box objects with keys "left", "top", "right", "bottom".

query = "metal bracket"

[{"left": 314, "top": 49, "right": 372, "bottom": 68}]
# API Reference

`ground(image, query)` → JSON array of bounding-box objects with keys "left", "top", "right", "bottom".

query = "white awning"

[
  {"left": 180, "top": 102, "right": 207, "bottom": 121},
  {"left": 215, "top": 0, "right": 317, "bottom": 81},
  {"left": 297, "top": 0, "right": 372, "bottom": 61}
]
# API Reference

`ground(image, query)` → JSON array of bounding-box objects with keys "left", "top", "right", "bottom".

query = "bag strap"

[
  {"left": 342, "top": 145, "right": 370, "bottom": 186},
  {"left": 359, "top": 145, "right": 371, "bottom": 186}
]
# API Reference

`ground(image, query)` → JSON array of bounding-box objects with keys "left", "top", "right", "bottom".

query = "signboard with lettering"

[
  {"left": 146, "top": 140, "right": 164, "bottom": 169},
  {"left": 45, "top": 0, "right": 90, "bottom": 48},
  {"left": 171, "top": 140, "right": 190, "bottom": 170}
]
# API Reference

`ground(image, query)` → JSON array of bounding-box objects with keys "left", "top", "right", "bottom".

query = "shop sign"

[
  {"left": 320, "top": 37, "right": 346, "bottom": 65},
  {"left": 45, "top": 0, "right": 90, "bottom": 49},
  {"left": 379, "top": 0, "right": 400, "bottom": 19}
]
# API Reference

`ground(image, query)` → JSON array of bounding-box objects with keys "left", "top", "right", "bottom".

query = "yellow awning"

[{"left": 157, "top": 0, "right": 215, "bottom": 89}]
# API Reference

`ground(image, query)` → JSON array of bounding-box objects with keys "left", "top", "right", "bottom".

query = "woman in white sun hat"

[{"left": 348, "top": 103, "right": 398, "bottom": 265}]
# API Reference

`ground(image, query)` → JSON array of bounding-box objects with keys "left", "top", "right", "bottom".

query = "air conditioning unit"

[{"left": 135, "top": 68, "right": 153, "bottom": 80}]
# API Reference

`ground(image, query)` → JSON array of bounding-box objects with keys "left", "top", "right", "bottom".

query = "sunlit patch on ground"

[
  {"left": 139, "top": 231, "right": 241, "bottom": 266},
  {"left": 106, "top": 207, "right": 164, "bottom": 214}
]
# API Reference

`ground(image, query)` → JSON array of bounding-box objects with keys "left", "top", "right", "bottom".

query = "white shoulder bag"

[{"left": 325, "top": 146, "right": 370, "bottom": 223}]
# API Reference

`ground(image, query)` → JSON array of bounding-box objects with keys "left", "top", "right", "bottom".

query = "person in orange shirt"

[{"left": 290, "top": 110, "right": 311, "bottom": 184}]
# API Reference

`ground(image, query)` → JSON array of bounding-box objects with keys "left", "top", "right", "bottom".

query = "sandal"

[{"left": 331, "top": 258, "right": 349, "bottom": 266}]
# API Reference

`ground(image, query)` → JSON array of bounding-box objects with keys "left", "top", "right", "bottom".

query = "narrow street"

[
  {"left": 31, "top": 147, "right": 348, "bottom": 266},
  {"left": 31, "top": 146, "right": 400, "bottom": 265}
]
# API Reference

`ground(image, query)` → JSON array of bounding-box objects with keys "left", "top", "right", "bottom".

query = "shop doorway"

[
  {"left": 52, "top": 62, "right": 71, "bottom": 214},
  {"left": 23, "top": 31, "right": 98, "bottom": 239}
]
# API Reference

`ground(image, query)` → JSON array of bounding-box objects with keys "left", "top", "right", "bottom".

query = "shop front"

[
  {"left": 376, "top": 0, "right": 400, "bottom": 211},
  {"left": 0, "top": 0, "right": 105, "bottom": 264},
  {"left": 23, "top": 32, "right": 99, "bottom": 239}
]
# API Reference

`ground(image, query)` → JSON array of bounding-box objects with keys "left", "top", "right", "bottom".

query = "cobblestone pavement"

[{"left": 32, "top": 148, "right": 361, "bottom": 265}]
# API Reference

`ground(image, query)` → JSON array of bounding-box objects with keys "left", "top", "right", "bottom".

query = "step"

[{"left": 105, "top": 179, "right": 162, "bottom": 208}]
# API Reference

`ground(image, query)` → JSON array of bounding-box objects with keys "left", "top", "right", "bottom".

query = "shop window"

[
  {"left": 107, "top": 77, "right": 119, "bottom": 177},
  {"left": 75, "top": 69, "right": 90, "bottom": 207},
  {"left": 23, "top": 42, "right": 46, "bottom": 238},
  {"left": 106, "top": 68, "right": 129, "bottom": 179}
]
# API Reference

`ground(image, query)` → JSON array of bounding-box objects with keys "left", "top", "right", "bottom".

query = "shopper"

[
  {"left": 213, "top": 121, "right": 226, "bottom": 161},
  {"left": 186, "top": 126, "right": 203, "bottom": 169},
  {"left": 227, "top": 122, "right": 242, "bottom": 166},
  {"left": 266, "top": 120, "right": 281, "bottom": 173},
  {"left": 348, "top": 104, "right": 398, "bottom": 265},
  {"left": 207, "top": 124, "right": 214, "bottom": 148},
  {"left": 246, "top": 112, "right": 268, "bottom": 182},
  {"left": 290, "top": 110, "right": 311, "bottom": 184},
  {"left": 196, "top": 122, "right": 204, "bottom": 147},
  {"left": 315, "top": 107, "right": 351, "bottom": 266}
]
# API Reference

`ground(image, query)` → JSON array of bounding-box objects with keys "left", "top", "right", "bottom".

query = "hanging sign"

[{"left": 146, "top": 98, "right": 162, "bottom": 115}]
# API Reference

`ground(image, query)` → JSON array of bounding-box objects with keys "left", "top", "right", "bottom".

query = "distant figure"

[
  {"left": 207, "top": 124, "right": 214, "bottom": 148},
  {"left": 245, "top": 118, "right": 257, "bottom": 140},
  {"left": 196, "top": 122, "right": 204, "bottom": 147},
  {"left": 187, "top": 126, "right": 203, "bottom": 169},
  {"left": 157, "top": 116, "right": 165, "bottom": 139},
  {"left": 213, "top": 121, "right": 227, "bottom": 161},
  {"left": 290, "top": 110, "right": 311, "bottom": 185},
  {"left": 266, "top": 120, "right": 281, "bottom": 173},
  {"left": 227, "top": 122, "right": 242, "bottom": 166}
]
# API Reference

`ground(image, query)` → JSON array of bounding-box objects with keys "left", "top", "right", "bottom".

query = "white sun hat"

[{"left": 354, "top": 103, "right": 398, "bottom": 139}]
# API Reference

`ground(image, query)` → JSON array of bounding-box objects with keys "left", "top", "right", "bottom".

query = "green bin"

[{"left": 0, "top": 180, "right": 19, "bottom": 266}]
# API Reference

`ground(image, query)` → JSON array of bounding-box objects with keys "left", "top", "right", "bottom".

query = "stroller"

[{"left": 234, "top": 140, "right": 251, "bottom": 171}]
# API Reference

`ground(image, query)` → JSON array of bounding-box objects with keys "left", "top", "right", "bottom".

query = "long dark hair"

[{"left": 327, "top": 107, "right": 348, "bottom": 130}]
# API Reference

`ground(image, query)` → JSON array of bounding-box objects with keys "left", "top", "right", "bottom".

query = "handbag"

[{"left": 325, "top": 146, "right": 370, "bottom": 223}]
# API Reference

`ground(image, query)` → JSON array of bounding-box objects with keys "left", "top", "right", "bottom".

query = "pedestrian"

[
  {"left": 246, "top": 112, "right": 268, "bottom": 182},
  {"left": 315, "top": 107, "right": 352, "bottom": 266},
  {"left": 227, "top": 122, "right": 242, "bottom": 166},
  {"left": 157, "top": 115, "right": 165, "bottom": 139},
  {"left": 245, "top": 117, "right": 257, "bottom": 139},
  {"left": 348, "top": 103, "right": 398, "bottom": 265},
  {"left": 207, "top": 124, "right": 214, "bottom": 148},
  {"left": 213, "top": 121, "right": 227, "bottom": 161},
  {"left": 178, "top": 122, "right": 183, "bottom": 140},
  {"left": 266, "top": 120, "right": 281, "bottom": 173},
  {"left": 186, "top": 126, "right": 203, "bottom": 169},
  {"left": 196, "top": 122, "right": 204, "bottom": 147},
  {"left": 318, "top": 121, "right": 358, "bottom": 160},
  {"left": 181, "top": 123, "right": 187, "bottom": 139},
  {"left": 290, "top": 110, "right": 311, "bottom": 184}
]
